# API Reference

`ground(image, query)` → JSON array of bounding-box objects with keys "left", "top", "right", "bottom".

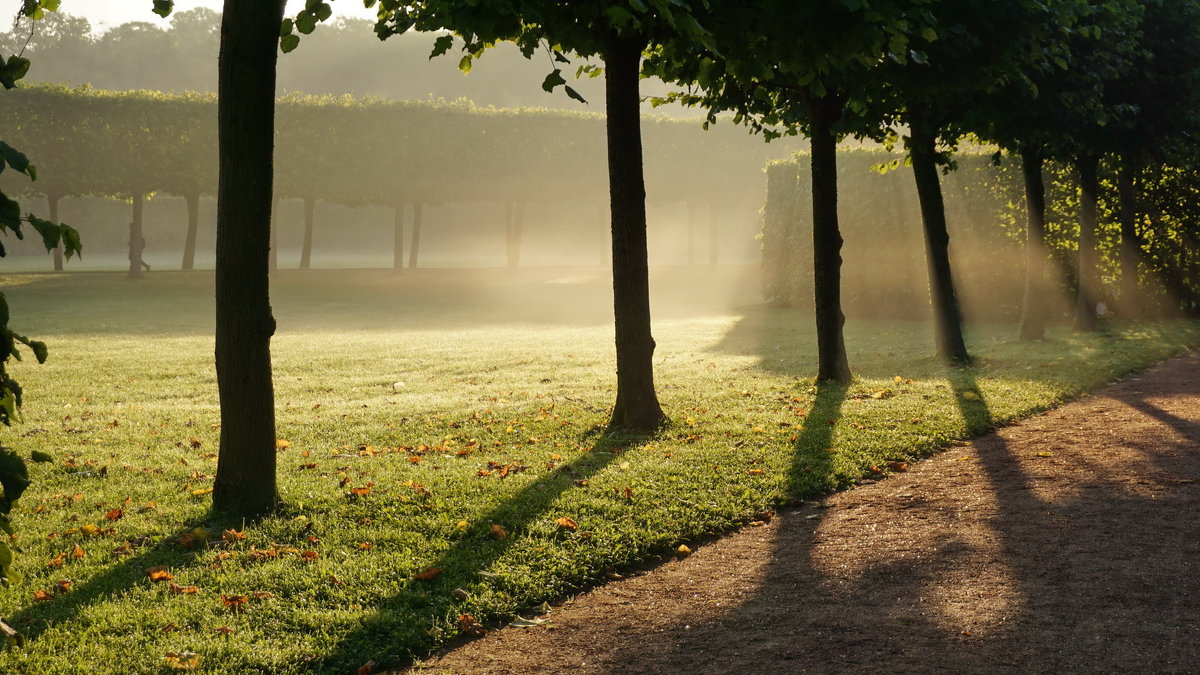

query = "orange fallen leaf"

[
  {"left": 189, "top": 437, "right": 203, "bottom": 449},
  {"left": 222, "top": 529, "right": 246, "bottom": 542},
  {"left": 190, "top": 487, "right": 213, "bottom": 497},
  {"left": 747, "top": 469, "right": 765, "bottom": 475},
  {"left": 33, "top": 589, "right": 53, "bottom": 601},
  {"left": 887, "top": 461, "right": 910, "bottom": 472},
  {"left": 168, "top": 582, "right": 199, "bottom": 595},
  {"left": 146, "top": 566, "right": 175, "bottom": 582},
  {"left": 413, "top": 567, "right": 442, "bottom": 581},
  {"left": 55, "top": 579, "right": 73, "bottom": 594},
  {"left": 458, "top": 613, "right": 487, "bottom": 636},
  {"left": 163, "top": 651, "right": 202, "bottom": 670},
  {"left": 555, "top": 517, "right": 578, "bottom": 531},
  {"left": 275, "top": 439, "right": 292, "bottom": 450},
  {"left": 221, "top": 594, "right": 249, "bottom": 611},
  {"left": 104, "top": 507, "right": 124, "bottom": 521},
  {"left": 490, "top": 524, "right": 508, "bottom": 540},
  {"left": 71, "top": 544, "right": 85, "bottom": 559},
  {"left": 215, "top": 626, "right": 235, "bottom": 636},
  {"left": 349, "top": 486, "right": 372, "bottom": 497},
  {"left": 162, "top": 623, "right": 177, "bottom": 633},
  {"left": 300, "top": 551, "right": 319, "bottom": 561},
  {"left": 46, "top": 552, "right": 66, "bottom": 569},
  {"left": 355, "top": 661, "right": 376, "bottom": 675},
  {"left": 358, "top": 542, "right": 374, "bottom": 550},
  {"left": 251, "top": 591, "right": 274, "bottom": 599}
]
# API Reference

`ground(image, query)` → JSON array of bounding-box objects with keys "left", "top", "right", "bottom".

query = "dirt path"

[{"left": 411, "top": 352, "right": 1200, "bottom": 674}]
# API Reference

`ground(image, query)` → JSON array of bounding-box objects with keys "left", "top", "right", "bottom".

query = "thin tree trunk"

[
  {"left": 269, "top": 196, "right": 279, "bottom": 273},
  {"left": 393, "top": 202, "right": 405, "bottom": 273},
  {"left": 212, "top": 0, "right": 284, "bottom": 519},
  {"left": 1019, "top": 147, "right": 1047, "bottom": 340},
  {"left": 506, "top": 201, "right": 525, "bottom": 269},
  {"left": 605, "top": 31, "right": 664, "bottom": 431},
  {"left": 708, "top": 202, "right": 718, "bottom": 268},
  {"left": 909, "top": 120, "right": 971, "bottom": 364},
  {"left": 686, "top": 201, "right": 696, "bottom": 266},
  {"left": 48, "top": 193, "right": 63, "bottom": 271},
  {"left": 128, "top": 193, "right": 145, "bottom": 278},
  {"left": 299, "top": 196, "right": 314, "bottom": 270},
  {"left": 809, "top": 93, "right": 852, "bottom": 383},
  {"left": 408, "top": 202, "right": 423, "bottom": 269},
  {"left": 1074, "top": 153, "right": 1100, "bottom": 331},
  {"left": 182, "top": 192, "right": 200, "bottom": 270},
  {"left": 1116, "top": 163, "right": 1141, "bottom": 318}
]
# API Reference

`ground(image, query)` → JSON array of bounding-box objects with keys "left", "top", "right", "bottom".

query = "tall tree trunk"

[
  {"left": 908, "top": 119, "right": 971, "bottom": 364},
  {"left": 299, "top": 196, "right": 314, "bottom": 270},
  {"left": 408, "top": 202, "right": 423, "bottom": 269},
  {"left": 506, "top": 201, "right": 525, "bottom": 269},
  {"left": 808, "top": 93, "right": 852, "bottom": 383},
  {"left": 182, "top": 192, "right": 200, "bottom": 270},
  {"left": 604, "top": 31, "right": 664, "bottom": 431},
  {"left": 48, "top": 193, "right": 63, "bottom": 271},
  {"left": 686, "top": 201, "right": 696, "bottom": 266},
  {"left": 708, "top": 202, "right": 718, "bottom": 268},
  {"left": 212, "top": 0, "right": 284, "bottom": 519},
  {"left": 1116, "top": 163, "right": 1141, "bottom": 318},
  {"left": 393, "top": 202, "right": 405, "bottom": 273},
  {"left": 127, "top": 193, "right": 145, "bottom": 278},
  {"left": 269, "top": 196, "right": 279, "bottom": 273},
  {"left": 1019, "top": 147, "right": 1047, "bottom": 340},
  {"left": 1074, "top": 153, "right": 1100, "bottom": 331}
]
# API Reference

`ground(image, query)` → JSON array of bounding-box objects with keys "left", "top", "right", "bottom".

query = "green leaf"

[
  {"left": 314, "top": 3, "right": 333, "bottom": 22},
  {"left": 457, "top": 55, "right": 473, "bottom": 74},
  {"left": 295, "top": 12, "right": 317, "bottom": 35},
  {"left": 60, "top": 224, "right": 81, "bottom": 259},
  {"left": 0, "top": 448, "right": 29, "bottom": 504},
  {"left": 280, "top": 18, "right": 294, "bottom": 38},
  {"left": 541, "top": 69, "right": 566, "bottom": 93},
  {"left": 0, "top": 194, "right": 20, "bottom": 231},
  {"left": 151, "top": 0, "right": 174, "bottom": 19},
  {"left": 0, "top": 143, "right": 29, "bottom": 175},
  {"left": 0, "top": 56, "right": 31, "bottom": 89},
  {"left": 26, "top": 214, "right": 60, "bottom": 252},
  {"left": 553, "top": 50, "right": 569, "bottom": 64},
  {"left": 0, "top": 390, "right": 18, "bottom": 426},
  {"left": 280, "top": 34, "right": 301, "bottom": 54},
  {"left": 564, "top": 86, "right": 587, "bottom": 104},
  {"left": 431, "top": 35, "right": 454, "bottom": 58}
]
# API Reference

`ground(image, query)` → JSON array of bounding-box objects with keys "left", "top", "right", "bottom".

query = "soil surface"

[{"left": 410, "top": 352, "right": 1200, "bottom": 674}]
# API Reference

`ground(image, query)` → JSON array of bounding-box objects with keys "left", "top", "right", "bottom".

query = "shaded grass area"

[{"left": 0, "top": 270, "right": 1195, "bottom": 673}]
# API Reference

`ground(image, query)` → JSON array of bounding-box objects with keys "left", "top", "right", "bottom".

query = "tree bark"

[
  {"left": 48, "top": 193, "right": 63, "bottom": 271},
  {"left": 1019, "top": 147, "right": 1047, "bottom": 340},
  {"left": 212, "top": 0, "right": 284, "bottom": 519},
  {"left": 269, "top": 196, "right": 279, "bottom": 273},
  {"left": 506, "top": 201, "right": 525, "bottom": 269},
  {"left": 127, "top": 193, "right": 145, "bottom": 278},
  {"left": 604, "top": 31, "right": 664, "bottom": 431},
  {"left": 1074, "top": 153, "right": 1100, "bottom": 331},
  {"left": 908, "top": 120, "right": 971, "bottom": 364},
  {"left": 808, "top": 93, "right": 852, "bottom": 383},
  {"left": 1116, "top": 163, "right": 1141, "bottom": 317},
  {"left": 408, "top": 202, "right": 423, "bottom": 269},
  {"left": 182, "top": 192, "right": 200, "bottom": 270},
  {"left": 393, "top": 202, "right": 405, "bottom": 273},
  {"left": 299, "top": 196, "right": 314, "bottom": 270}
]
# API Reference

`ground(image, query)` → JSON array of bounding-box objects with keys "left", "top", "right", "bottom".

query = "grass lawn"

[{"left": 0, "top": 268, "right": 1195, "bottom": 673}]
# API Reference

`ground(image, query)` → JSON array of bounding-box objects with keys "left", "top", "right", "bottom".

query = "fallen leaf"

[
  {"left": 349, "top": 486, "right": 372, "bottom": 497},
  {"left": 55, "top": 580, "right": 72, "bottom": 594},
  {"left": 355, "top": 661, "right": 376, "bottom": 675},
  {"left": 748, "top": 469, "right": 765, "bottom": 475},
  {"left": 887, "top": 461, "right": 910, "bottom": 472},
  {"left": 162, "top": 623, "right": 177, "bottom": 633},
  {"left": 71, "top": 544, "right": 85, "bottom": 559},
  {"left": 190, "top": 487, "right": 213, "bottom": 497},
  {"left": 222, "top": 529, "right": 246, "bottom": 542},
  {"left": 46, "top": 552, "right": 66, "bottom": 569},
  {"left": 413, "top": 567, "right": 442, "bottom": 581},
  {"left": 358, "top": 542, "right": 373, "bottom": 550},
  {"left": 79, "top": 523, "right": 101, "bottom": 537},
  {"left": 458, "top": 614, "right": 487, "bottom": 636},
  {"left": 554, "top": 517, "right": 578, "bottom": 531},
  {"left": 275, "top": 439, "right": 291, "bottom": 450},
  {"left": 676, "top": 544, "right": 692, "bottom": 558},
  {"left": 163, "top": 651, "right": 202, "bottom": 670},
  {"left": 509, "top": 615, "right": 550, "bottom": 628},
  {"left": 1035, "top": 451, "right": 1053, "bottom": 457},
  {"left": 221, "top": 594, "right": 248, "bottom": 611},
  {"left": 215, "top": 626, "right": 235, "bottom": 636},
  {"left": 490, "top": 524, "right": 508, "bottom": 540},
  {"left": 104, "top": 508, "right": 123, "bottom": 521},
  {"left": 189, "top": 438, "right": 203, "bottom": 449},
  {"left": 168, "top": 583, "right": 199, "bottom": 595},
  {"left": 33, "top": 589, "right": 53, "bottom": 602},
  {"left": 251, "top": 591, "right": 274, "bottom": 599},
  {"left": 300, "top": 551, "right": 319, "bottom": 561},
  {"left": 146, "top": 566, "right": 175, "bottom": 582}
]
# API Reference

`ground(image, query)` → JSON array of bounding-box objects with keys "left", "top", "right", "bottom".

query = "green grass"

[{"left": 0, "top": 269, "right": 1195, "bottom": 673}]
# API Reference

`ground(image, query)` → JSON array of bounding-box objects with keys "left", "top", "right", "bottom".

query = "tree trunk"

[
  {"left": 408, "top": 202, "right": 423, "bottom": 269},
  {"left": 48, "top": 193, "right": 63, "bottom": 271},
  {"left": 269, "top": 196, "right": 279, "bottom": 273},
  {"left": 686, "top": 201, "right": 696, "bottom": 266},
  {"left": 299, "top": 196, "right": 314, "bottom": 270},
  {"left": 1074, "top": 153, "right": 1100, "bottom": 331},
  {"left": 708, "top": 202, "right": 718, "bottom": 268},
  {"left": 604, "top": 31, "right": 664, "bottom": 431},
  {"left": 506, "top": 201, "right": 525, "bottom": 269},
  {"left": 127, "top": 193, "right": 145, "bottom": 278},
  {"left": 182, "top": 192, "right": 200, "bottom": 270},
  {"left": 393, "top": 202, "right": 405, "bottom": 273},
  {"left": 1116, "top": 163, "right": 1141, "bottom": 318},
  {"left": 1019, "top": 147, "right": 1047, "bottom": 340},
  {"left": 808, "top": 93, "right": 852, "bottom": 383},
  {"left": 908, "top": 120, "right": 971, "bottom": 364},
  {"left": 211, "top": 0, "right": 284, "bottom": 519}
]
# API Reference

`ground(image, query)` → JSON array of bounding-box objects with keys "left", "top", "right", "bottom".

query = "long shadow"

[
  {"left": 787, "top": 381, "right": 849, "bottom": 498},
  {"left": 312, "top": 427, "right": 648, "bottom": 672},
  {"left": 591, "top": 359, "right": 1200, "bottom": 672}
]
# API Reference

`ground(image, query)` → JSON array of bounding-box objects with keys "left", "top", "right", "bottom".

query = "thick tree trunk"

[
  {"left": 127, "top": 193, "right": 146, "bottom": 278},
  {"left": 1074, "top": 154, "right": 1100, "bottom": 331},
  {"left": 182, "top": 192, "right": 200, "bottom": 270},
  {"left": 1019, "top": 147, "right": 1047, "bottom": 340},
  {"left": 212, "top": 0, "right": 284, "bottom": 519},
  {"left": 48, "top": 193, "right": 63, "bottom": 271},
  {"left": 506, "top": 201, "right": 525, "bottom": 269},
  {"left": 686, "top": 201, "right": 696, "bottom": 266},
  {"left": 809, "top": 94, "right": 852, "bottom": 383},
  {"left": 299, "top": 196, "right": 314, "bottom": 270},
  {"left": 1116, "top": 164, "right": 1141, "bottom": 317},
  {"left": 708, "top": 202, "right": 718, "bottom": 268},
  {"left": 393, "top": 202, "right": 405, "bottom": 273},
  {"left": 269, "top": 196, "right": 279, "bottom": 273},
  {"left": 908, "top": 121, "right": 971, "bottom": 364},
  {"left": 408, "top": 202, "right": 423, "bottom": 268},
  {"left": 604, "top": 32, "right": 664, "bottom": 431}
]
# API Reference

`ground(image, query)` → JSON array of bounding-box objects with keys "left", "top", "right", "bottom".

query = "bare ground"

[{"left": 410, "top": 351, "right": 1200, "bottom": 674}]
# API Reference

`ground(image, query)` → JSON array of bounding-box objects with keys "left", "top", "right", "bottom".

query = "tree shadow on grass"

[{"left": 311, "top": 427, "right": 655, "bottom": 672}]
